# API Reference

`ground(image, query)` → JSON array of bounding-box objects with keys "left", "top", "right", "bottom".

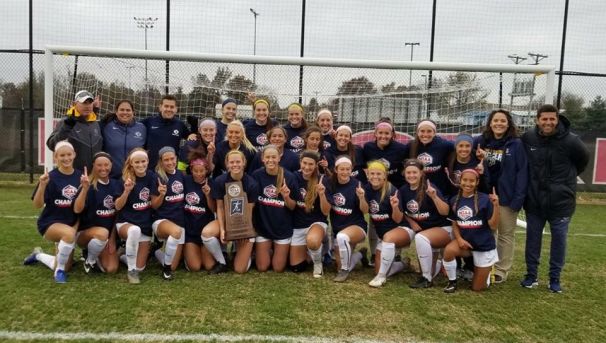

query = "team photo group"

[{"left": 24, "top": 89, "right": 589, "bottom": 294}]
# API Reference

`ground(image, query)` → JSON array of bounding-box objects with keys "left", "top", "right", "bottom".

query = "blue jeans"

[{"left": 525, "top": 213, "right": 571, "bottom": 279}]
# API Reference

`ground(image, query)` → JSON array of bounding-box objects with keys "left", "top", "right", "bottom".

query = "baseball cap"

[{"left": 74, "top": 90, "right": 94, "bottom": 103}]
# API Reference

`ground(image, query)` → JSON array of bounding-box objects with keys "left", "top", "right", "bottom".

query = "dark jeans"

[{"left": 525, "top": 212, "right": 571, "bottom": 279}]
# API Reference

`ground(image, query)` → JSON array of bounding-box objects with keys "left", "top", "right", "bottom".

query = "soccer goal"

[{"left": 44, "top": 45, "right": 554, "bottom": 226}]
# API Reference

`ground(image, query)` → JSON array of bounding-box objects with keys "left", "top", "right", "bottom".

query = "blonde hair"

[
  {"left": 122, "top": 148, "right": 148, "bottom": 182},
  {"left": 155, "top": 149, "right": 177, "bottom": 184},
  {"left": 225, "top": 150, "right": 247, "bottom": 175},
  {"left": 226, "top": 120, "right": 257, "bottom": 153},
  {"left": 90, "top": 152, "right": 112, "bottom": 191},
  {"left": 262, "top": 145, "right": 284, "bottom": 191},
  {"left": 367, "top": 160, "right": 391, "bottom": 203}
]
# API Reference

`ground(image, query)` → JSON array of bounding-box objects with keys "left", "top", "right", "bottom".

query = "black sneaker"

[
  {"left": 359, "top": 247, "right": 370, "bottom": 268},
  {"left": 548, "top": 278, "right": 563, "bottom": 293},
  {"left": 208, "top": 263, "right": 228, "bottom": 275},
  {"left": 162, "top": 264, "right": 174, "bottom": 281},
  {"left": 83, "top": 261, "right": 102, "bottom": 274},
  {"left": 443, "top": 280, "right": 458, "bottom": 293},
  {"left": 410, "top": 276, "right": 433, "bottom": 289},
  {"left": 520, "top": 274, "right": 538, "bottom": 288}
]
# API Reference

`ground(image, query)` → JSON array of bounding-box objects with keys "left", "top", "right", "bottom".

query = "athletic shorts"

[
  {"left": 115, "top": 222, "right": 152, "bottom": 242},
  {"left": 334, "top": 225, "right": 367, "bottom": 239},
  {"left": 375, "top": 226, "right": 415, "bottom": 251},
  {"left": 185, "top": 230, "right": 202, "bottom": 245},
  {"left": 255, "top": 235, "right": 292, "bottom": 245},
  {"left": 37, "top": 220, "right": 77, "bottom": 236},
  {"left": 291, "top": 222, "right": 328, "bottom": 246},
  {"left": 472, "top": 249, "right": 499, "bottom": 268}
]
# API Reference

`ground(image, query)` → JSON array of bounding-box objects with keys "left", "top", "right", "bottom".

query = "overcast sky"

[{"left": 1, "top": 0, "right": 605, "bottom": 106}]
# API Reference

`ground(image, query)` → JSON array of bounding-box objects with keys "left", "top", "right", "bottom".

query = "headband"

[
  {"left": 158, "top": 146, "right": 176, "bottom": 158},
  {"left": 316, "top": 109, "right": 332, "bottom": 119},
  {"left": 417, "top": 120, "right": 436, "bottom": 132},
  {"left": 461, "top": 168, "right": 480, "bottom": 178},
  {"left": 335, "top": 125, "right": 353, "bottom": 135},
  {"left": 455, "top": 134, "right": 473, "bottom": 147},
  {"left": 54, "top": 141, "right": 74, "bottom": 152},
  {"left": 93, "top": 152, "right": 112, "bottom": 162},
  {"left": 222, "top": 98, "right": 237, "bottom": 107},
  {"left": 375, "top": 122, "right": 393, "bottom": 131},
  {"left": 403, "top": 159, "right": 423, "bottom": 170},
  {"left": 367, "top": 161, "right": 387, "bottom": 172},
  {"left": 199, "top": 118, "right": 217, "bottom": 128},
  {"left": 334, "top": 156, "right": 352, "bottom": 167},
  {"left": 130, "top": 150, "right": 148, "bottom": 160},
  {"left": 190, "top": 158, "right": 207, "bottom": 168},
  {"left": 254, "top": 99, "right": 270, "bottom": 108},
  {"left": 288, "top": 103, "right": 305, "bottom": 112}
]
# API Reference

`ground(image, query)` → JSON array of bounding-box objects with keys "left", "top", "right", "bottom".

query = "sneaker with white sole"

[
  {"left": 333, "top": 269, "right": 350, "bottom": 282},
  {"left": 162, "top": 264, "right": 174, "bottom": 281},
  {"left": 23, "top": 247, "right": 42, "bottom": 265},
  {"left": 312, "top": 263, "right": 323, "bottom": 278},
  {"left": 548, "top": 278, "right": 563, "bottom": 293},
  {"left": 520, "top": 275, "right": 539, "bottom": 288},
  {"left": 54, "top": 269, "right": 67, "bottom": 283},
  {"left": 127, "top": 270, "right": 140, "bottom": 284},
  {"left": 368, "top": 274, "right": 387, "bottom": 288},
  {"left": 443, "top": 280, "right": 458, "bottom": 293}
]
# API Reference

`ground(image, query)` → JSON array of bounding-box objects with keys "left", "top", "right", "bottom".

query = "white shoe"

[
  {"left": 368, "top": 274, "right": 387, "bottom": 288},
  {"left": 313, "top": 263, "right": 323, "bottom": 278}
]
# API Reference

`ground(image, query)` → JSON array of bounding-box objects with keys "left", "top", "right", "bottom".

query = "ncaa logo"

[
  {"left": 406, "top": 200, "right": 419, "bottom": 213},
  {"left": 323, "top": 141, "right": 332, "bottom": 150},
  {"left": 227, "top": 184, "right": 241, "bottom": 197},
  {"left": 103, "top": 195, "right": 115, "bottom": 209},
  {"left": 458, "top": 205, "right": 474, "bottom": 221},
  {"left": 186, "top": 192, "right": 200, "bottom": 205},
  {"left": 417, "top": 153, "right": 433, "bottom": 166},
  {"left": 139, "top": 187, "right": 150, "bottom": 201},
  {"left": 256, "top": 133, "right": 268, "bottom": 146},
  {"left": 333, "top": 192, "right": 346, "bottom": 206},
  {"left": 172, "top": 129, "right": 180, "bottom": 137},
  {"left": 171, "top": 180, "right": 184, "bottom": 194},
  {"left": 264, "top": 185, "right": 278, "bottom": 198},
  {"left": 290, "top": 136, "right": 304, "bottom": 149},
  {"left": 299, "top": 188, "right": 307, "bottom": 198},
  {"left": 369, "top": 200, "right": 380, "bottom": 214},
  {"left": 61, "top": 185, "right": 78, "bottom": 200}
]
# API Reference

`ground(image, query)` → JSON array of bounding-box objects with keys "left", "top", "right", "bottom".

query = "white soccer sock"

[
  {"left": 433, "top": 259, "right": 443, "bottom": 278},
  {"left": 125, "top": 226, "right": 141, "bottom": 271},
  {"left": 308, "top": 246, "right": 322, "bottom": 266},
  {"left": 56, "top": 240, "right": 74, "bottom": 272},
  {"left": 378, "top": 242, "right": 395, "bottom": 276},
  {"left": 443, "top": 259, "right": 457, "bottom": 281},
  {"left": 202, "top": 236, "right": 226, "bottom": 265},
  {"left": 387, "top": 261, "right": 405, "bottom": 277},
  {"left": 349, "top": 251, "right": 362, "bottom": 270},
  {"left": 87, "top": 238, "right": 107, "bottom": 264},
  {"left": 163, "top": 236, "right": 179, "bottom": 266},
  {"left": 336, "top": 232, "right": 351, "bottom": 271},
  {"left": 37, "top": 253, "right": 55, "bottom": 270},
  {"left": 415, "top": 234, "right": 434, "bottom": 281}
]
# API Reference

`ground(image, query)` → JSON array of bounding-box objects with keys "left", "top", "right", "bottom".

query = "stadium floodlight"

[
  {"left": 133, "top": 17, "right": 158, "bottom": 82},
  {"left": 250, "top": 8, "right": 260, "bottom": 84},
  {"left": 405, "top": 42, "right": 420, "bottom": 88}
]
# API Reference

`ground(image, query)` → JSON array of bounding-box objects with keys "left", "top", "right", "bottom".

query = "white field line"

[
  {"left": 0, "top": 215, "right": 37, "bottom": 219},
  {"left": 0, "top": 330, "right": 408, "bottom": 343}
]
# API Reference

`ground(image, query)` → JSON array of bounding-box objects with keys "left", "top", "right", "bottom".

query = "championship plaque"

[{"left": 223, "top": 181, "right": 256, "bottom": 240}]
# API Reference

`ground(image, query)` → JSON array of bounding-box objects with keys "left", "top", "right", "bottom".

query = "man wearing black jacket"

[{"left": 520, "top": 104, "right": 589, "bottom": 293}]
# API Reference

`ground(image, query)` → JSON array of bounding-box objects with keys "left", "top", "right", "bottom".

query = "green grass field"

[{"left": 1, "top": 183, "right": 605, "bottom": 343}]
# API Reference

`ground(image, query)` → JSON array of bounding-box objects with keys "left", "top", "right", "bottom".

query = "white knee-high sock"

[
  {"left": 87, "top": 238, "right": 107, "bottom": 264},
  {"left": 56, "top": 240, "right": 74, "bottom": 272},
  {"left": 387, "top": 261, "right": 404, "bottom": 277},
  {"left": 443, "top": 258, "right": 457, "bottom": 281},
  {"left": 415, "top": 234, "right": 434, "bottom": 281},
  {"left": 349, "top": 251, "right": 362, "bottom": 270},
  {"left": 202, "top": 236, "right": 226, "bottom": 264},
  {"left": 336, "top": 232, "right": 351, "bottom": 271},
  {"left": 37, "top": 253, "right": 55, "bottom": 270},
  {"left": 164, "top": 236, "right": 179, "bottom": 266},
  {"left": 379, "top": 242, "right": 395, "bottom": 276},
  {"left": 308, "top": 246, "right": 322, "bottom": 265},
  {"left": 125, "top": 226, "right": 141, "bottom": 271}
]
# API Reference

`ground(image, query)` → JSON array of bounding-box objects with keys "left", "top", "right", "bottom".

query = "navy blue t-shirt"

[
  {"left": 252, "top": 168, "right": 298, "bottom": 240},
  {"left": 243, "top": 118, "right": 278, "bottom": 150},
  {"left": 34, "top": 168, "right": 82, "bottom": 234},
  {"left": 449, "top": 193, "right": 495, "bottom": 251},
  {"left": 364, "top": 184, "right": 401, "bottom": 239},
  {"left": 141, "top": 115, "right": 189, "bottom": 169},
  {"left": 284, "top": 123, "right": 306, "bottom": 154},
  {"left": 213, "top": 140, "right": 257, "bottom": 176},
  {"left": 215, "top": 120, "right": 228, "bottom": 143},
  {"left": 407, "top": 136, "right": 454, "bottom": 197},
  {"left": 323, "top": 177, "right": 367, "bottom": 234},
  {"left": 116, "top": 170, "right": 159, "bottom": 236},
  {"left": 397, "top": 183, "right": 449, "bottom": 230},
  {"left": 363, "top": 140, "right": 408, "bottom": 188},
  {"left": 326, "top": 145, "right": 367, "bottom": 184},
  {"left": 322, "top": 132, "right": 336, "bottom": 151},
  {"left": 211, "top": 173, "right": 259, "bottom": 203},
  {"left": 449, "top": 156, "right": 491, "bottom": 194},
  {"left": 154, "top": 171, "right": 186, "bottom": 227},
  {"left": 77, "top": 179, "right": 123, "bottom": 231},
  {"left": 248, "top": 149, "right": 300, "bottom": 173},
  {"left": 183, "top": 175, "right": 215, "bottom": 242},
  {"left": 292, "top": 171, "right": 327, "bottom": 229}
]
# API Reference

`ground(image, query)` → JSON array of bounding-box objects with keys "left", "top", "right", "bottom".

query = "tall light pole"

[
  {"left": 134, "top": 17, "right": 158, "bottom": 83},
  {"left": 527, "top": 52, "right": 548, "bottom": 114},
  {"left": 250, "top": 8, "right": 260, "bottom": 85},
  {"left": 508, "top": 54, "right": 528, "bottom": 107},
  {"left": 405, "top": 42, "right": 420, "bottom": 88}
]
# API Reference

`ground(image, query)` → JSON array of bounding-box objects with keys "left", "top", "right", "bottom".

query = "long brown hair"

[
  {"left": 481, "top": 109, "right": 518, "bottom": 140},
  {"left": 403, "top": 158, "right": 427, "bottom": 206},
  {"left": 408, "top": 119, "right": 437, "bottom": 158},
  {"left": 300, "top": 150, "right": 320, "bottom": 212},
  {"left": 452, "top": 170, "right": 480, "bottom": 214}
]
